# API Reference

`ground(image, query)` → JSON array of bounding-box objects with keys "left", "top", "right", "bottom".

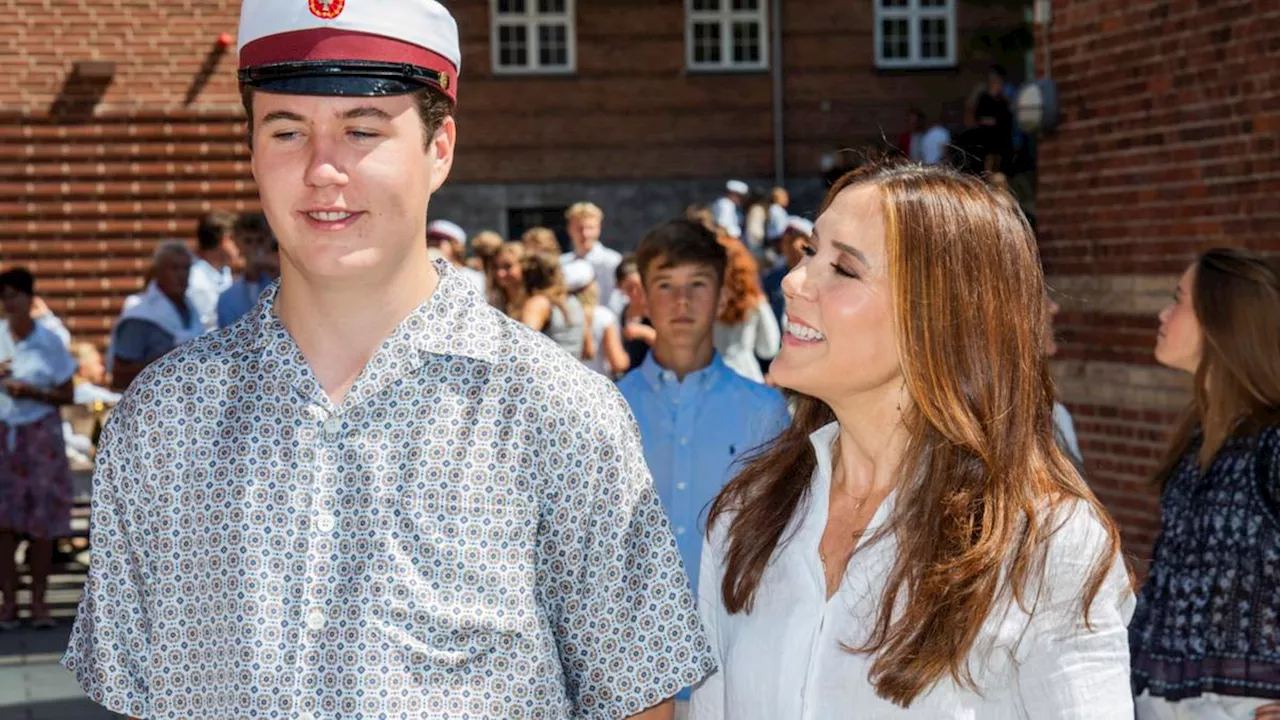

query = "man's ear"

[{"left": 427, "top": 116, "right": 456, "bottom": 194}]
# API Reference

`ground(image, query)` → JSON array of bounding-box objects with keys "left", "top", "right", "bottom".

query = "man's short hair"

[
  {"left": 239, "top": 86, "right": 452, "bottom": 150},
  {"left": 635, "top": 220, "right": 727, "bottom": 287},
  {"left": 565, "top": 202, "right": 604, "bottom": 223},
  {"left": 196, "top": 210, "right": 237, "bottom": 252},
  {"left": 0, "top": 267, "right": 35, "bottom": 297},
  {"left": 152, "top": 239, "right": 194, "bottom": 269}
]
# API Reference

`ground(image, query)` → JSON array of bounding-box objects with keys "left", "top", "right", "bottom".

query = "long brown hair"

[
  {"left": 707, "top": 162, "right": 1125, "bottom": 706},
  {"left": 521, "top": 251, "right": 571, "bottom": 318},
  {"left": 716, "top": 235, "right": 765, "bottom": 325},
  {"left": 1155, "top": 248, "right": 1280, "bottom": 485}
]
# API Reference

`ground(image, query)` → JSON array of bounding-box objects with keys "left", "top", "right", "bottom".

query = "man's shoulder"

[{"left": 124, "top": 325, "right": 251, "bottom": 392}]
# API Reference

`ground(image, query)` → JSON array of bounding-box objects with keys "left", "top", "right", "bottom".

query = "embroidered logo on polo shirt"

[{"left": 309, "top": 0, "right": 345, "bottom": 20}]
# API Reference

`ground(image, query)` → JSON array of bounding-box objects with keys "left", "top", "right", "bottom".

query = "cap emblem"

[{"left": 308, "top": 0, "right": 345, "bottom": 20}]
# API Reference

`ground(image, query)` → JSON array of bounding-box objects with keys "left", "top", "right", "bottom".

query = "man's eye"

[
  {"left": 348, "top": 130, "right": 380, "bottom": 140},
  {"left": 801, "top": 243, "right": 816, "bottom": 257}
]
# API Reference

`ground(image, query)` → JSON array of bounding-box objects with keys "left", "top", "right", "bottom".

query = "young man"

[
  {"left": 186, "top": 209, "right": 243, "bottom": 332},
  {"left": 618, "top": 219, "right": 789, "bottom": 590},
  {"left": 559, "top": 201, "right": 622, "bottom": 308},
  {"left": 617, "top": 221, "right": 789, "bottom": 710},
  {"left": 63, "top": 3, "right": 713, "bottom": 718},
  {"left": 216, "top": 211, "right": 280, "bottom": 329}
]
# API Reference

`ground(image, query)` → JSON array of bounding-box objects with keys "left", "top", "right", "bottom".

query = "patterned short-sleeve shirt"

[{"left": 62, "top": 260, "right": 716, "bottom": 720}]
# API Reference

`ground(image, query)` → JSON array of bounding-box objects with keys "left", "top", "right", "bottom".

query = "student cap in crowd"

[
  {"left": 426, "top": 220, "right": 467, "bottom": 245},
  {"left": 236, "top": 0, "right": 461, "bottom": 102}
]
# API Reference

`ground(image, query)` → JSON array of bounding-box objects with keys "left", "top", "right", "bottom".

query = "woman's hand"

[{"left": 2, "top": 378, "right": 35, "bottom": 399}]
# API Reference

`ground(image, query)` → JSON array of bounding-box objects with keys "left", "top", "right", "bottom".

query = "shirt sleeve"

[
  {"left": 536, "top": 383, "right": 717, "bottom": 719},
  {"left": 1014, "top": 504, "right": 1135, "bottom": 719},
  {"left": 36, "top": 313, "right": 71, "bottom": 348},
  {"left": 112, "top": 318, "right": 171, "bottom": 364},
  {"left": 47, "top": 339, "right": 78, "bottom": 386},
  {"left": 61, "top": 398, "right": 152, "bottom": 718},
  {"left": 752, "top": 299, "right": 781, "bottom": 361},
  {"left": 687, "top": 524, "right": 728, "bottom": 720}
]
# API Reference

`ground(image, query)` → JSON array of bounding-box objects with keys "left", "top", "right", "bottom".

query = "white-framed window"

[
  {"left": 686, "top": 0, "right": 770, "bottom": 72},
  {"left": 491, "top": 0, "right": 576, "bottom": 75},
  {"left": 874, "top": 0, "right": 957, "bottom": 69}
]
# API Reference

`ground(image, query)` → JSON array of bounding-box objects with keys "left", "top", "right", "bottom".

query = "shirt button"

[
  {"left": 676, "top": 482, "right": 687, "bottom": 491},
  {"left": 299, "top": 713, "right": 316, "bottom": 720},
  {"left": 306, "top": 610, "right": 326, "bottom": 631},
  {"left": 315, "top": 513, "right": 336, "bottom": 532},
  {"left": 676, "top": 526, "right": 686, "bottom": 536},
  {"left": 679, "top": 437, "right": 689, "bottom": 446},
  {"left": 323, "top": 418, "right": 342, "bottom": 438}
]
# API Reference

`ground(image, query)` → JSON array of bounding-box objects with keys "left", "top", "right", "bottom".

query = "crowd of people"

[{"left": 0, "top": 1, "right": 1277, "bottom": 718}]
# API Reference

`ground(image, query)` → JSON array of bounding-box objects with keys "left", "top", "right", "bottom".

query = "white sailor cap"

[
  {"left": 563, "top": 260, "right": 596, "bottom": 293},
  {"left": 237, "top": 0, "right": 460, "bottom": 102},
  {"left": 785, "top": 217, "right": 815, "bottom": 237},
  {"left": 726, "top": 180, "right": 750, "bottom": 195},
  {"left": 426, "top": 219, "right": 466, "bottom": 245}
]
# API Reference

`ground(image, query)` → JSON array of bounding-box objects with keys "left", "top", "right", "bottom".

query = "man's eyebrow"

[
  {"left": 340, "top": 106, "right": 393, "bottom": 121},
  {"left": 260, "top": 110, "right": 305, "bottom": 124}
]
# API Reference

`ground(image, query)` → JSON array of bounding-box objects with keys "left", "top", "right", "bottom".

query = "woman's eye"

[{"left": 833, "top": 264, "right": 859, "bottom": 279}]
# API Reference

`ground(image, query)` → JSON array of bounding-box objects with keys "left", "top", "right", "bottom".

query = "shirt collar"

[
  {"left": 242, "top": 261, "right": 503, "bottom": 413},
  {"left": 638, "top": 350, "right": 731, "bottom": 393}
]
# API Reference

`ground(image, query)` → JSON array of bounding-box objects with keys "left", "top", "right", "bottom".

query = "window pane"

[
  {"left": 498, "top": 24, "right": 529, "bottom": 67},
  {"left": 497, "top": 0, "right": 527, "bottom": 14},
  {"left": 732, "top": 21, "right": 761, "bottom": 64},
  {"left": 731, "top": 0, "right": 760, "bottom": 9},
  {"left": 921, "top": 17, "right": 949, "bottom": 59},
  {"left": 538, "top": 0, "right": 566, "bottom": 13},
  {"left": 693, "top": 21, "right": 722, "bottom": 64},
  {"left": 880, "top": 0, "right": 908, "bottom": 7},
  {"left": 692, "top": 0, "right": 721, "bottom": 11},
  {"left": 881, "top": 18, "right": 909, "bottom": 59},
  {"left": 920, "top": 0, "right": 948, "bottom": 7},
  {"left": 538, "top": 24, "right": 568, "bottom": 67}
]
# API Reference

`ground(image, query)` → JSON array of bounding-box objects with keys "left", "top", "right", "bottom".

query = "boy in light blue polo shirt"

[{"left": 619, "top": 220, "right": 790, "bottom": 596}]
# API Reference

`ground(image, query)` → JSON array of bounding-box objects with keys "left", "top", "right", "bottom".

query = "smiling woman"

[{"left": 691, "top": 162, "right": 1134, "bottom": 719}]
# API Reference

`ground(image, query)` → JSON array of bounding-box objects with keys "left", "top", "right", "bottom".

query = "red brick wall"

[
  {"left": 1, "top": 0, "right": 1020, "bottom": 348},
  {"left": 1036, "top": 0, "right": 1280, "bottom": 571}
]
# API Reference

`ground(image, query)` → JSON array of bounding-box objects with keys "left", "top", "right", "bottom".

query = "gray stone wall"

[{"left": 429, "top": 176, "right": 828, "bottom": 253}]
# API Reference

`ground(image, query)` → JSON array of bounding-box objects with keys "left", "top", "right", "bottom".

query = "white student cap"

[
  {"left": 563, "top": 260, "right": 596, "bottom": 293},
  {"left": 726, "top": 180, "right": 750, "bottom": 195},
  {"left": 785, "top": 217, "right": 815, "bottom": 237},
  {"left": 426, "top": 220, "right": 466, "bottom": 245},
  {"left": 237, "top": 0, "right": 461, "bottom": 102}
]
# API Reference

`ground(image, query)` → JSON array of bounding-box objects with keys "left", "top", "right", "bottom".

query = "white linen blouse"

[{"left": 690, "top": 421, "right": 1136, "bottom": 720}]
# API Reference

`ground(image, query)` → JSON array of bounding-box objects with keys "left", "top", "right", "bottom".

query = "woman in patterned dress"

[
  {"left": 0, "top": 268, "right": 77, "bottom": 630},
  {"left": 1131, "top": 248, "right": 1280, "bottom": 720}
]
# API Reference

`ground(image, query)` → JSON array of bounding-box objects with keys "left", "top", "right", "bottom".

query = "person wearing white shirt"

[
  {"left": 559, "top": 201, "right": 623, "bottom": 304},
  {"left": 0, "top": 268, "right": 77, "bottom": 630},
  {"left": 186, "top": 209, "right": 243, "bottom": 333},
  {"left": 710, "top": 180, "right": 748, "bottom": 239},
  {"left": 690, "top": 162, "right": 1134, "bottom": 720}
]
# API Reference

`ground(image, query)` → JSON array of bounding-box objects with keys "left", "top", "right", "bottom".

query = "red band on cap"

[{"left": 240, "top": 28, "right": 457, "bottom": 100}]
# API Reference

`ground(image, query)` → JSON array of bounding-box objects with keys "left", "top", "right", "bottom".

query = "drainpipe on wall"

[{"left": 771, "top": 0, "right": 785, "bottom": 188}]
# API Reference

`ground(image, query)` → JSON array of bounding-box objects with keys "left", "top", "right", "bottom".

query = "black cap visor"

[{"left": 239, "top": 61, "right": 449, "bottom": 98}]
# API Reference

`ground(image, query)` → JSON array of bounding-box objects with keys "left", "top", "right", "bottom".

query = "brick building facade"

[
  {"left": 1036, "top": 0, "right": 1279, "bottom": 570},
  {"left": 2, "top": 0, "right": 1021, "bottom": 348}
]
